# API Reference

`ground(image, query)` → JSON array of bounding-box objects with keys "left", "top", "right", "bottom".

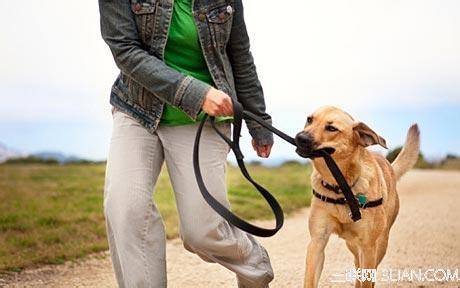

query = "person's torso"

[
  {"left": 161, "top": 0, "right": 231, "bottom": 126},
  {"left": 110, "top": 0, "right": 237, "bottom": 132}
]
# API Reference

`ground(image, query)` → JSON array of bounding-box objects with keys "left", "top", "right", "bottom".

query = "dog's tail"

[{"left": 391, "top": 124, "right": 421, "bottom": 180}]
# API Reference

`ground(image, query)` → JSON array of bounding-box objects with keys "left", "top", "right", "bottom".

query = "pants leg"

[
  {"left": 157, "top": 122, "right": 274, "bottom": 288},
  {"left": 104, "top": 110, "right": 167, "bottom": 288}
]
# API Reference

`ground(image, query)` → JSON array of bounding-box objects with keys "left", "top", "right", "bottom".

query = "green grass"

[{"left": 0, "top": 163, "right": 311, "bottom": 272}]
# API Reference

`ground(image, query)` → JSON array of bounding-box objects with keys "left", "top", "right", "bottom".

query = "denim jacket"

[{"left": 99, "top": 0, "right": 273, "bottom": 145}]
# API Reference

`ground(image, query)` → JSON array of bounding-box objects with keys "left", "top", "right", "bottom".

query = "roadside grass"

[
  {"left": 0, "top": 163, "right": 311, "bottom": 272},
  {"left": 438, "top": 158, "right": 460, "bottom": 170}
]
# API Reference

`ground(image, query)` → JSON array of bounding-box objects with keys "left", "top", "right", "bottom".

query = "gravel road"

[{"left": 2, "top": 170, "right": 460, "bottom": 287}]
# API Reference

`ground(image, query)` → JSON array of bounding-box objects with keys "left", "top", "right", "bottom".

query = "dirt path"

[{"left": 2, "top": 170, "right": 460, "bottom": 287}]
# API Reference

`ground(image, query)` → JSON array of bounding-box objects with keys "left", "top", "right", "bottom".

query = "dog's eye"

[
  {"left": 325, "top": 125, "right": 339, "bottom": 132},
  {"left": 306, "top": 116, "right": 313, "bottom": 125}
]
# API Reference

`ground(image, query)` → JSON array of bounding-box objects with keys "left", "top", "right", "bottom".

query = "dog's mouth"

[
  {"left": 294, "top": 131, "right": 335, "bottom": 158},
  {"left": 295, "top": 148, "right": 312, "bottom": 158},
  {"left": 320, "top": 147, "right": 336, "bottom": 154},
  {"left": 295, "top": 147, "right": 335, "bottom": 158}
]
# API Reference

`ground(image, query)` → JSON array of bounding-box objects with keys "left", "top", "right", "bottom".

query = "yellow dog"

[{"left": 295, "top": 106, "right": 420, "bottom": 288}]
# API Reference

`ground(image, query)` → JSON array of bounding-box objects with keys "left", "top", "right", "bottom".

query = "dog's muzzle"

[
  {"left": 295, "top": 132, "right": 315, "bottom": 157},
  {"left": 294, "top": 132, "right": 335, "bottom": 158}
]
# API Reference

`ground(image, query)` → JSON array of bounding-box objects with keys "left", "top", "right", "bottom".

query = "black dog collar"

[
  {"left": 312, "top": 189, "right": 383, "bottom": 209},
  {"left": 321, "top": 177, "right": 360, "bottom": 194}
]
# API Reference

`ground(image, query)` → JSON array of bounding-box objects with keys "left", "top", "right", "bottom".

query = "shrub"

[{"left": 3, "top": 156, "right": 58, "bottom": 165}]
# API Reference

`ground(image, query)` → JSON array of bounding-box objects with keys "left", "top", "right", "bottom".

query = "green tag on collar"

[{"left": 357, "top": 194, "right": 368, "bottom": 205}]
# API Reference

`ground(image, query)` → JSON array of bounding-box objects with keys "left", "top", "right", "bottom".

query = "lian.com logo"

[{"left": 329, "top": 268, "right": 460, "bottom": 283}]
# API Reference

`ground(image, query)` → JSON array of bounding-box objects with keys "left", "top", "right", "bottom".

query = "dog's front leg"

[
  {"left": 304, "top": 211, "right": 335, "bottom": 288},
  {"left": 358, "top": 245, "right": 378, "bottom": 288}
]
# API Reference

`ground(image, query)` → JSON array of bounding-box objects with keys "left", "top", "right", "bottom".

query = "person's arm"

[
  {"left": 98, "top": 0, "right": 210, "bottom": 118},
  {"left": 226, "top": 0, "right": 274, "bottom": 147}
]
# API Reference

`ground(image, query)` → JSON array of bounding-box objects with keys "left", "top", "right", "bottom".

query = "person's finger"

[
  {"left": 259, "top": 144, "right": 273, "bottom": 158},
  {"left": 225, "top": 100, "right": 233, "bottom": 115},
  {"left": 251, "top": 140, "right": 272, "bottom": 158},
  {"left": 218, "top": 103, "right": 230, "bottom": 116},
  {"left": 257, "top": 146, "right": 268, "bottom": 158},
  {"left": 220, "top": 100, "right": 232, "bottom": 116},
  {"left": 219, "top": 107, "right": 228, "bottom": 117},
  {"left": 256, "top": 148, "right": 263, "bottom": 157},
  {"left": 265, "top": 144, "right": 272, "bottom": 157},
  {"left": 252, "top": 141, "right": 261, "bottom": 154},
  {"left": 222, "top": 105, "right": 232, "bottom": 116}
]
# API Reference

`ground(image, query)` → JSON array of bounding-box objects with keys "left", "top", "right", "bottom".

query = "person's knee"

[
  {"left": 180, "top": 222, "right": 242, "bottom": 258},
  {"left": 104, "top": 189, "right": 153, "bottom": 231},
  {"left": 180, "top": 227, "right": 210, "bottom": 252},
  {"left": 180, "top": 228, "right": 218, "bottom": 263}
]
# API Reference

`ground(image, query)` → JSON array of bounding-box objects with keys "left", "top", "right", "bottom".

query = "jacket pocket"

[
  {"left": 206, "top": 4, "right": 234, "bottom": 48},
  {"left": 131, "top": 0, "right": 156, "bottom": 47}
]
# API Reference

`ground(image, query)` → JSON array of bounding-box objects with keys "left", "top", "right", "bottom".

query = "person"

[{"left": 99, "top": 0, "right": 274, "bottom": 287}]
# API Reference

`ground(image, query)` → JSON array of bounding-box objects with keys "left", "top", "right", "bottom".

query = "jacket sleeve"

[
  {"left": 226, "top": 0, "right": 274, "bottom": 146},
  {"left": 98, "top": 0, "right": 210, "bottom": 118}
]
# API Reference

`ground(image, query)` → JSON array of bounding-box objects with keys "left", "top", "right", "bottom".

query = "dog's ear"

[{"left": 353, "top": 122, "right": 388, "bottom": 148}]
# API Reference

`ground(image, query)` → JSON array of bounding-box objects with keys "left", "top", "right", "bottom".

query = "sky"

[{"left": 0, "top": 0, "right": 459, "bottom": 162}]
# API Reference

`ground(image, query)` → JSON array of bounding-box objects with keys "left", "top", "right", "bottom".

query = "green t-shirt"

[{"left": 161, "top": 0, "right": 232, "bottom": 126}]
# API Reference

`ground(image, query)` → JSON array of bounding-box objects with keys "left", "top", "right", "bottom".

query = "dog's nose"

[{"left": 295, "top": 132, "right": 314, "bottom": 150}]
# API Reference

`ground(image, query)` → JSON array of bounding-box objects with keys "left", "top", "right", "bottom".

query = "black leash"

[{"left": 193, "top": 100, "right": 361, "bottom": 238}]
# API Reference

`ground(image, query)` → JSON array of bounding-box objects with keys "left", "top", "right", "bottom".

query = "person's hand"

[
  {"left": 252, "top": 140, "right": 273, "bottom": 158},
  {"left": 202, "top": 88, "right": 233, "bottom": 116}
]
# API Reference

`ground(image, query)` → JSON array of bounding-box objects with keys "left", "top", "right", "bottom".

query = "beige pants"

[{"left": 104, "top": 110, "right": 273, "bottom": 288}]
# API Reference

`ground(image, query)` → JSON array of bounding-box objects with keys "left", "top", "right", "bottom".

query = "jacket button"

[
  {"left": 198, "top": 13, "right": 206, "bottom": 22},
  {"left": 226, "top": 5, "right": 233, "bottom": 14},
  {"left": 134, "top": 3, "right": 141, "bottom": 11}
]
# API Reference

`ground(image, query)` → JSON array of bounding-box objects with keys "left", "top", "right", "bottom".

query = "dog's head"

[{"left": 295, "top": 106, "right": 387, "bottom": 159}]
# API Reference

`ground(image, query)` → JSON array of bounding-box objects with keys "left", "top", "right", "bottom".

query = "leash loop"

[
  {"left": 193, "top": 107, "right": 283, "bottom": 237},
  {"left": 193, "top": 99, "right": 361, "bottom": 238}
]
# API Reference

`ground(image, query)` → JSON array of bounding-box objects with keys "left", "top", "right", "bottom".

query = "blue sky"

[
  {"left": 0, "top": 0, "right": 459, "bottom": 162},
  {"left": 1, "top": 104, "right": 458, "bottom": 163}
]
